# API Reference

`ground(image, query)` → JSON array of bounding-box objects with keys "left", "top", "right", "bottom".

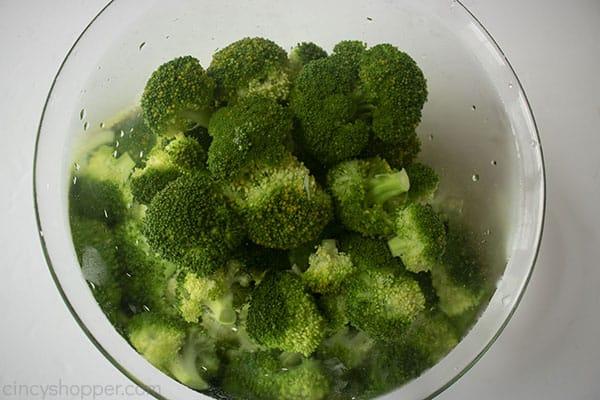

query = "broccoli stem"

[{"left": 367, "top": 169, "right": 410, "bottom": 205}]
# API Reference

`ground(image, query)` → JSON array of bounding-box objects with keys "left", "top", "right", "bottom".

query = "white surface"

[{"left": 1, "top": 0, "right": 598, "bottom": 399}]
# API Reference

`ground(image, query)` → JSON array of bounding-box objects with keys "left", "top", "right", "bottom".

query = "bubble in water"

[
  {"left": 139, "top": 41, "right": 146, "bottom": 51},
  {"left": 508, "top": 82, "right": 514, "bottom": 89},
  {"left": 72, "top": 176, "right": 78, "bottom": 185},
  {"left": 79, "top": 108, "right": 86, "bottom": 120},
  {"left": 428, "top": 133, "right": 434, "bottom": 141},
  {"left": 471, "top": 173, "right": 480, "bottom": 182},
  {"left": 39, "top": 229, "right": 44, "bottom": 238},
  {"left": 501, "top": 295, "right": 512, "bottom": 306},
  {"left": 99, "top": 122, "right": 106, "bottom": 129},
  {"left": 366, "top": 16, "right": 373, "bottom": 21},
  {"left": 74, "top": 162, "right": 81, "bottom": 171},
  {"left": 531, "top": 140, "right": 538, "bottom": 148},
  {"left": 491, "top": 159, "right": 497, "bottom": 166},
  {"left": 471, "top": 105, "right": 477, "bottom": 111},
  {"left": 83, "top": 121, "right": 89, "bottom": 131}
]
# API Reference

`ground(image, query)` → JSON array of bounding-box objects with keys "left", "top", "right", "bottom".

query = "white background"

[{"left": 1, "top": 0, "right": 599, "bottom": 399}]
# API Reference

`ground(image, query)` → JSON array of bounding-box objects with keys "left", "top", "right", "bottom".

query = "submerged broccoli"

[
  {"left": 246, "top": 271, "right": 326, "bottom": 356},
  {"left": 302, "top": 239, "right": 354, "bottom": 294},
  {"left": 223, "top": 350, "right": 331, "bottom": 400},
  {"left": 327, "top": 157, "right": 410, "bottom": 238},
  {"left": 141, "top": 55, "right": 216, "bottom": 136},
  {"left": 388, "top": 203, "right": 447, "bottom": 273}
]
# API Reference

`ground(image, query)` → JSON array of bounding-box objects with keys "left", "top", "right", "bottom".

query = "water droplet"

[
  {"left": 471, "top": 173, "right": 480, "bottom": 182},
  {"left": 491, "top": 159, "right": 497, "bottom": 166},
  {"left": 99, "top": 122, "right": 106, "bottom": 129},
  {"left": 139, "top": 151, "right": 144, "bottom": 158},
  {"left": 142, "top": 304, "right": 150, "bottom": 312},
  {"left": 501, "top": 295, "right": 512, "bottom": 306},
  {"left": 531, "top": 140, "right": 538, "bottom": 148},
  {"left": 428, "top": 133, "right": 434, "bottom": 141},
  {"left": 508, "top": 82, "right": 514, "bottom": 89},
  {"left": 120, "top": 130, "right": 126, "bottom": 138},
  {"left": 83, "top": 121, "right": 89, "bottom": 131},
  {"left": 471, "top": 105, "right": 477, "bottom": 111},
  {"left": 139, "top": 41, "right": 146, "bottom": 50},
  {"left": 115, "top": 140, "right": 120, "bottom": 148},
  {"left": 72, "top": 176, "right": 78, "bottom": 185},
  {"left": 366, "top": 16, "right": 373, "bottom": 21},
  {"left": 103, "top": 209, "right": 109, "bottom": 219},
  {"left": 483, "top": 229, "right": 491, "bottom": 236},
  {"left": 79, "top": 108, "right": 86, "bottom": 120},
  {"left": 74, "top": 162, "right": 81, "bottom": 171},
  {"left": 39, "top": 229, "right": 44, "bottom": 237},
  {"left": 88, "top": 281, "right": 96, "bottom": 290},
  {"left": 112, "top": 150, "right": 118, "bottom": 158}
]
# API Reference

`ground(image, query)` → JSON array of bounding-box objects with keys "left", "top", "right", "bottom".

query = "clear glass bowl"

[{"left": 34, "top": 0, "right": 545, "bottom": 399}]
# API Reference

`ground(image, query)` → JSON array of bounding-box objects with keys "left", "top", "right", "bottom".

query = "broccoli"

[
  {"left": 207, "top": 96, "right": 293, "bottom": 179},
  {"left": 68, "top": 36, "right": 500, "bottom": 399},
  {"left": 223, "top": 350, "right": 331, "bottom": 400},
  {"left": 302, "top": 239, "right": 354, "bottom": 294},
  {"left": 431, "top": 222, "right": 490, "bottom": 317},
  {"left": 288, "top": 41, "right": 328, "bottom": 78},
  {"left": 127, "top": 312, "right": 220, "bottom": 390},
  {"left": 141, "top": 55, "right": 216, "bottom": 136},
  {"left": 327, "top": 157, "right": 410, "bottom": 238},
  {"left": 358, "top": 43, "right": 428, "bottom": 145},
  {"left": 129, "top": 133, "right": 207, "bottom": 204},
  {"left": 388, "top": 203, "right": 447, "bottom": 273},
  {"left": 344, "top": 267, "right": 426, "bottom": 341},
  {"left": 290, "top": 47, "right": 370, "bottom": 165},
  {"left": 246, "top": 271, "right": 326, "bottom": 356},
  {"left": 234, "top": 154, "right": 333, "bottom": 250},
  {"left": 143, "top": 172, "right": 245, "bottom": 275},
  {"left": 207, "top": 37, "right": 291, "bottom": 104}
]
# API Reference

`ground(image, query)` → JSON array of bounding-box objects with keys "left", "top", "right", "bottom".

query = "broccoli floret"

[
  {"left": 288, "top": 41, "right": 328, "bottom": 78},
  {"left": 388, "top": 203, "right": 447, "bottom": 273},
  {"left": 327, "top": 157, "right": 410, "bottom": 238},
  {"left": 344, "top": 267, "right": 425, "bottom": 341},
  {"left": 127, "top": 313, "right": 219, "bottom": 391},
  {"left": 290, "top": 49, "right": 370, "bottom": 165},
  {"left": 223, "top": 350, "right": 331, "bottom": 400},
  {"left": 362, "top": 340, "right": 429, "bottom": 398},
  {"left": 361, "top": 133, "right": 422, "bottom": 170},
  {"left": 176, "top": 271, "right": 236, "bottom": 325},
  {"left": 208, "top": 37, "right": 291, "bottom": 104},
  {"left": 405, "top": 162, "right": 440, "bottom": 204},
  {"left": 207, "top": 96, "right": 293, "bottom": 178},
  {"left": 247, "top": 272, "right": 326, "bottom": 356},
  {"left": 302, "top": 239, "right": 354, "bottom": 294},
  {"left": 338, "top": 231, "right": 402, "bottom": 271},
  {"left": 317, "top": 294, "right": 349, "bottom": 331},
  {"left": 141, "top": 55, "right": 216, "bottom": 136},
  {"left": 400, "top": 310, "right": 459, "bottom": 365},
  {"left": 431, "top": 222, "right": 489, "bottom": 317},
  {"left": 143, "top": 172, "right": 245, "bottom": 274},
  {"left": 234, "top": 155, "right": 333, "bottom": 250},
  {"left": 317, "top": 326, "right": 375, "bottom": 370},
  {"left": 111, "top": 109, "right": 157, "bottom": 167},
  {"left": 69, "top": 215, "right": 125, "bottom": 328},
  {"left": 358, "top": 43, "right": 427, "bottom": 145}
]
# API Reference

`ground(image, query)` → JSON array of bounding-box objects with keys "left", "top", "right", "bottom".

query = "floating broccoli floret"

[
  {"left": 288, "top": 41, "right": 328, "bottom": 77},
  {"left": 344, "top": 267, "right": 425, "bottom": 341},
  {"left": 358, "top": 43, "right": 428, "bottom": 145},
  {"left": 141, "top": 55, "right": 216, "bottom": 136},
  {"left": 327, "top": 157, "right": 410, "bottom": 238},
  {"left": 127, "top": 312, "right": 220, "bottom": 391},
  {"left": 222, "top": 350, "right": 331, "bottom": 400},
  {"left": 302, "top": 239, "right": 354, "bottom": 294},
  {"left": 207, "top": 37, "right": 291, "bottom": 104},
  {"left": 290, "top": 45, "right": 371, "bottom": 165},
  {"left": 405, "top": 162, "right": 440, "bottom": 204},
  {"left": 207, "top": 96, "right": 293, "bottom": 178},
  {"left": 246, "top": 271, "right": 326, "bottom": 356},
  {"left": 431, "top": 222, "right": 490, "bottom": 317},
  {"left": 235, "top": 155, "right": 333, "bottom": 250},
  {"left": 388, "top": 203, "right": 447, "bottom": 273},
  {"left": 129, "top": 134, "right": 207, "bottom": 204},
  {"left": 143, "top": 172, "right": 245, "bottom": 275}
]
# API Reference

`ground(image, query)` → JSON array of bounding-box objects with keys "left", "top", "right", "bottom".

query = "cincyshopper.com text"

[{"left": 2, "top": 380, "right": 160, "bottom": 399}]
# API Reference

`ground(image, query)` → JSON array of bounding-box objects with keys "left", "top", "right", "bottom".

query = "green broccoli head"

[
  {"left": 302, "top": 239, "right": 354, "bottom": 294},
  {"left": 431, "top": 222, "right": 489, "bottom": 316},
  {"left": 361, "top": 133, "right": 422, "bottom": 170},
  {"left": 317, "top": 326, "right": 375, "bottom": 370},
  {"left": 358, "top": 43, "right": 427, "bottom": 144},
  {"left": 344, "top": 267, "right": 426, "bottom": 341},
  {"left": 246, "top": 272, "right": 326, "bottom": 356},
  {"left": 70, "top": 175, "right": 127, "bottom": 227},
  {"left": 141, "top": 55, "right": 216, "bottom": 136},
  {"left": 290, "top": 52, "right": 370, "bottom": 165},
  {"left": 288, "top": 41, "right": 328, "bottom": 77},
  {"left": 405, "top": 162, "right": 440, "bottom": 204},
  {"left": 207, "top": 96, "right": 293, "bottom": 179},
  {"left": 223, "top": 350, "right": 331, "bottom": 400},
  {"left": 338, "top": 231, "right": 401, "bottom": 271},
  {"left": 327, "top": 157, "right": 410, "bottom": 238},
  {"left": 236, "top": 155, "right": 333, "bottom": 250},
  {"left": 400, "top": 310, "right": 459, "bottom": 365},
  {"left": 207, "top": 37, "right": 291, "bottom": 104},
  {"left": 143, "top": 172, "right": 245, "bottom": 274},
  {"left": 388, "top": 203, "right": 447, "bottom": 273}
]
